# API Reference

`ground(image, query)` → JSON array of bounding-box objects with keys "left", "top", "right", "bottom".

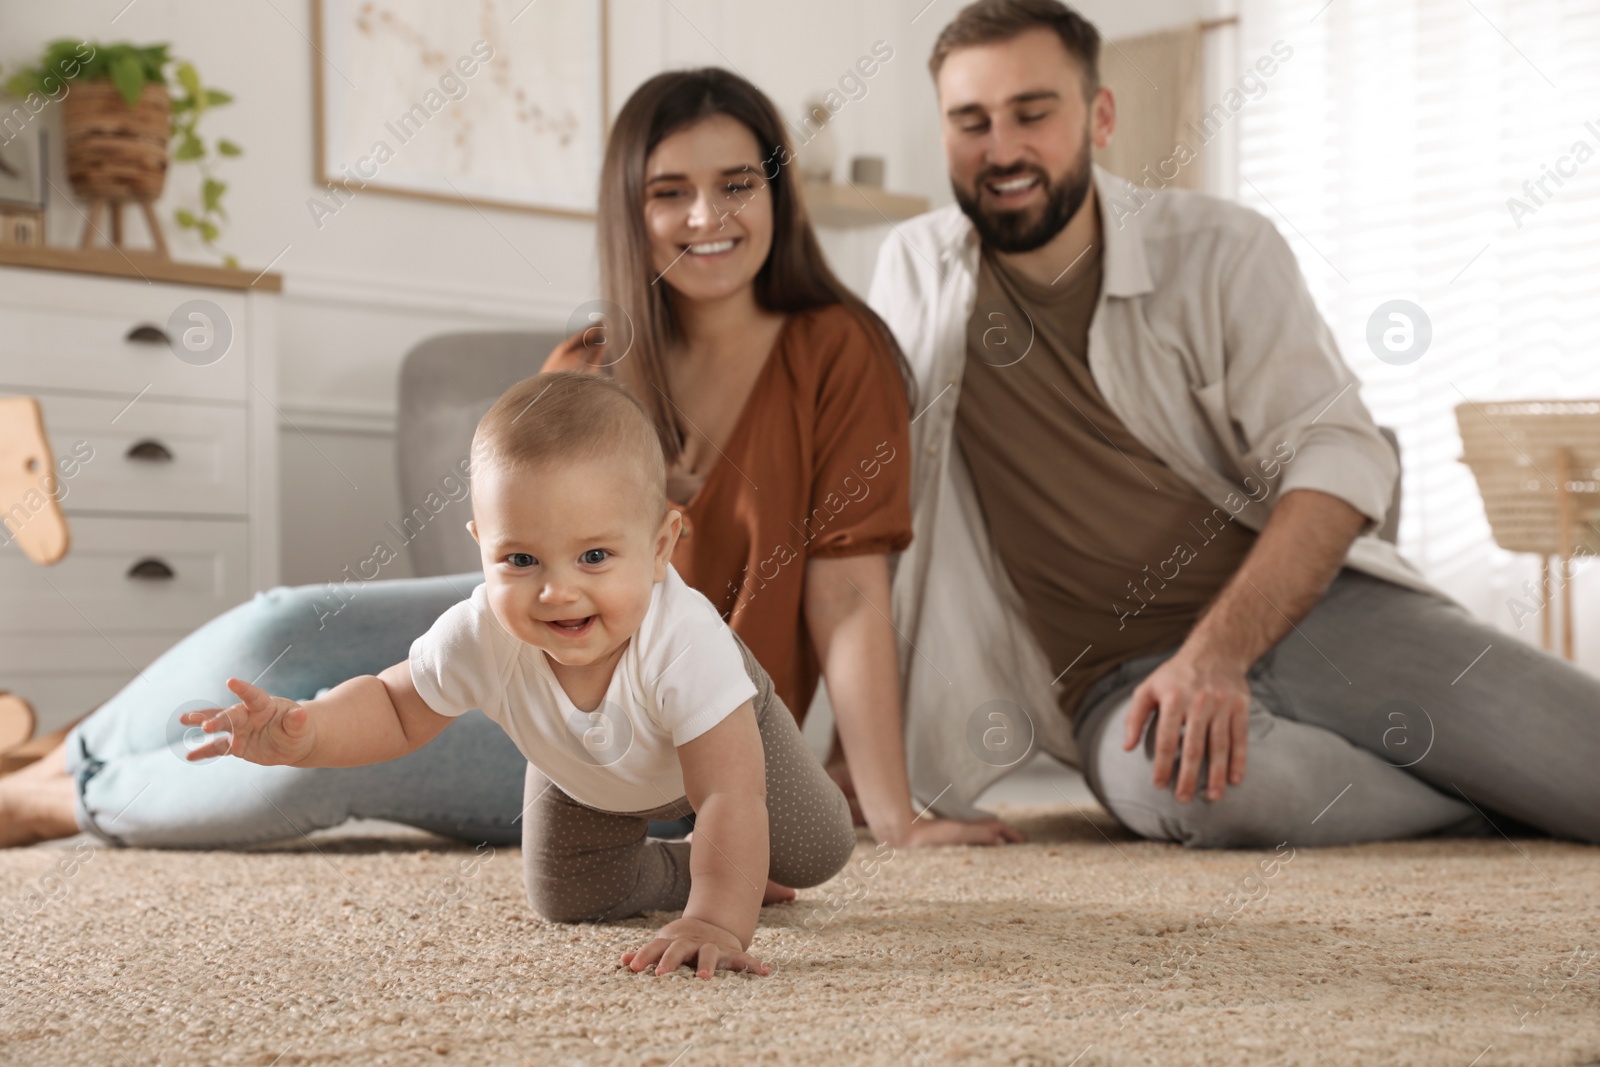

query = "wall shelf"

[
  {"left": 0, "top": 245, "right": 282, "bottom": 293},
  {"left": 802, "top": 180, "right": 929, "bottom": 229}
]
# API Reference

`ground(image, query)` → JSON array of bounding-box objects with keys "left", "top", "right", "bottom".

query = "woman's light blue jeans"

[{"left": 65, "top": 573, "right": 529, "bottom": 849}]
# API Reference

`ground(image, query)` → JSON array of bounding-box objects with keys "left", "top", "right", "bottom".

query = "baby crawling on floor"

[{"left": 183, "top": 371, "right": 856, "bottom": 977}]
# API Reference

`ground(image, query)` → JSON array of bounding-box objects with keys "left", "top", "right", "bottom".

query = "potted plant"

[{"left": 4, "top": 40, "right": 242, "bottom": 264}]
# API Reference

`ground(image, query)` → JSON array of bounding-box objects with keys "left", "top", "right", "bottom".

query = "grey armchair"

[{"left": 396, "top": 331, "right": 565, "bottom": 577}]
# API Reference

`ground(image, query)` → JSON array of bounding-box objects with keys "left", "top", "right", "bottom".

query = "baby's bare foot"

[{"left": 682, "top": 832, "right": 796, "bottom": 904}]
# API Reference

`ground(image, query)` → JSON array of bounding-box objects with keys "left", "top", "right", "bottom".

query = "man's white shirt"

[{"left": 866, "top": 164, "right": 1433, "bottom": 817}]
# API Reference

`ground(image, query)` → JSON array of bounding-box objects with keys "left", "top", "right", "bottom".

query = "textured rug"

[{"left": 2, "top": 804, "right": 1598, "bottom": 1067}]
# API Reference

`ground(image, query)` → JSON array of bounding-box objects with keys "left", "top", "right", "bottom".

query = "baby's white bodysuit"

[{"left": 408, "top": 565, "right": 756, "bottom": 813}]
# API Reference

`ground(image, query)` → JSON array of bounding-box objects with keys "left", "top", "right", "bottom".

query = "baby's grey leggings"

[{"left": 520, "top": 633, "right": 857, "bottom": 923}]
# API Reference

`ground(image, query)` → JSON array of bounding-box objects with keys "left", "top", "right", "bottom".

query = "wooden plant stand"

[{"left": 79, "top": 197, "right": 170, "bottom": 257}]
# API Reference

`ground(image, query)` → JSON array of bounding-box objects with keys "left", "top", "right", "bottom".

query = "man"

[{"left": 870, "top": 0, "right": 1600, "bottom": 846}]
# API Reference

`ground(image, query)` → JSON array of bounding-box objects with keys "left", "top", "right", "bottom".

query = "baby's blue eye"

[
  {"left": 581, "top": 549, "right": 609, "bottom": 565},
  {"left": 507, "top": 553, "right": 535, "bottom": 568}
]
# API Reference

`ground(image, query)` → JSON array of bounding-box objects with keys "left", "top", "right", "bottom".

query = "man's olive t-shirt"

[{"left": 955, "top": 244, "right": 1257, "bottom": 720}]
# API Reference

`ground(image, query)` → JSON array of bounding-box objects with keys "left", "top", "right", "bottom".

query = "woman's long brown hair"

[{"left": 594, "top": 67, "right": 914, "bottom": 464}]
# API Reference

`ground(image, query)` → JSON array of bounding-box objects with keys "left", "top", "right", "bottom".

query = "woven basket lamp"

[
  {"left": 1455, "top": 399, "right": 1600, "bottom": 660},
  {"left": 61, "top": 80, "right": 171, "bottom": 257}
]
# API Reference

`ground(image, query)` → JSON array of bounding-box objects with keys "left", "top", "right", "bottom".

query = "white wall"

[{"left": 2, "top": 0, "right": 1217, "bottom": 588}]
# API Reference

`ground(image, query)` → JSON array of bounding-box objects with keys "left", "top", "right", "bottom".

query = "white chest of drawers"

[{"left": 0, "top": 248, "right": 281, "bottom": 733}]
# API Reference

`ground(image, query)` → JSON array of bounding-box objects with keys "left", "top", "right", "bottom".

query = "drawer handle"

[
  {"left": 125, "top": 324, "right": 171, "bottom": 345},
  {"left": 126, "top": 440, "right": 174, "bottom": 462},
  {"left": 127, "top": 558, "right": 176, "bottom": 580}
]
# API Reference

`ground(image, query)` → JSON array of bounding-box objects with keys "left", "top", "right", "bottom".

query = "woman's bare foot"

[
  {"left": 0, "top": 775, "right": 80, "bottom": 848},
  {"left": 0, "top": 693, "right": 35, "bottom": 752},
  {"left": 7, "top": 738, "right": 69, "bottom": 783}
]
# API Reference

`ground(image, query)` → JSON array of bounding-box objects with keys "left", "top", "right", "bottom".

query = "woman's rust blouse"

[{"left": 543, "top": 303, "right": 914, "bottom": 720}]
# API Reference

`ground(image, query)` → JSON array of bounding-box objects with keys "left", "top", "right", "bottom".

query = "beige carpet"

[{"left": 3, "top": 805, "right": 1598, "bottom": 1067}]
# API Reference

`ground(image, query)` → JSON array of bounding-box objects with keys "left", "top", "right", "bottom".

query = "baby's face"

[{"left": 468, "top": 455, "right": 679, "bottom": 669}]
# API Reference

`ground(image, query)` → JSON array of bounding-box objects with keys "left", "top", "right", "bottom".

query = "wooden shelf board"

[
  {"left": 802, "top": 180, "right": 929, "bottom": 228},
  {"left": 0, "top": 245, "right": 283, "bottom": 293}
]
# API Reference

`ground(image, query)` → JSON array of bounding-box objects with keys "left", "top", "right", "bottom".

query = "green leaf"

[
  {"left": 198, "top": 220, "right": 219, "bottom": 242},
  {"left": 217, "top": 139, "right": 242, "bottom": 157},
  {"left": 202, "top": 178, "right": 226, "bottom": 213},
  {"left": 173, "top": 134, "right": 204, "bottom": 161},
  {"left": 43, "top": 40, "right": 81, "bottom": 66},
  {"left": 174, "top": 209, "right": 198, "bottom": 228},
  {"left": 75, "top": 54, "right": 108, "bottom": 83},
  {"left": 204, "top": 88, "right": 233, "bottom": 107},
  {"left": 175, "top": 60, "right": 201, "bottom": 100},
  {"left": 44, "top": 39, "right": 90, "bottom": 79},
  {"left": 140, "top": 44, "right": 171, "bottom": 80},
  {"left": 69, "top": 40, "right": 108, "bottom": 82},
  {"left": 108, "top": 53, "right": 145, "bottom": 107},
  {"left": 223, "top": 255, "right": 239, "bottom": 269}
]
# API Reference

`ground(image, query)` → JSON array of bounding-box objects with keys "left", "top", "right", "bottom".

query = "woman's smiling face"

[{"left": 642, "top": 114, "right": 775, "bottom": 304}]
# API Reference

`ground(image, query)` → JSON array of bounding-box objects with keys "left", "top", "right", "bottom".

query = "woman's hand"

[
  {"left": 179, "top": 677, "right": 315, "bottom": 766},
  {"left": 898, "top": 816, "right": 1025, "bottom": 847},
  {"left": 830, "top": 759, "right": 1023, "bottom": 846},
  {"left": 622, "top": 916, "right": 770, "bottom": 979},
  {"left": 825, "top": 759, "right": 867, "bottom": 826}
]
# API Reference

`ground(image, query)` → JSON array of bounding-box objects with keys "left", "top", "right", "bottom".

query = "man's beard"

[{"left": 953, "top": 140, "right": 1093, "bottom": 255}]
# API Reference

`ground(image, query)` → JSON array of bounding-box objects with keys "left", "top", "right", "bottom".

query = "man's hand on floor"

[{"left": 1123, "top": 649, "right": 1251, "bottom": 804}]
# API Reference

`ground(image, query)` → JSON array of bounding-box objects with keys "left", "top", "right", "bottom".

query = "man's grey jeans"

[{"left": 1074, "top": 570, "right": 1600, "bottom": 847}]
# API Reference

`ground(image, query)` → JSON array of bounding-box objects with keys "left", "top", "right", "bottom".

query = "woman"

[{"left": 0, "top": 69, "right": 1018, "bottom": 852}]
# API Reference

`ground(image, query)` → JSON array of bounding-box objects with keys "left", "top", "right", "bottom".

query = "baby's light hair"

[{"left": 472, "top": 371, "right": 667, "bottom": 517}]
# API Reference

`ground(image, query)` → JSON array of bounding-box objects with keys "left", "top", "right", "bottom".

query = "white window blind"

[{"left": 1236, "top": 0, "right": 1600, "bottom": 616}]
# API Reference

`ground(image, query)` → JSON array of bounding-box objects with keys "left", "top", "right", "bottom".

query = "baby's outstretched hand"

[
  {"left": 179, "top": 678, "right": 314, "bottom": 766},
  {"left": 622, "top": 917, "right": 770, "bottom": 980}
]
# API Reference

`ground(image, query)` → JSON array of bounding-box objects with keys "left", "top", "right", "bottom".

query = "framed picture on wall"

[
  {"left": 311, "top": 0, "right": 609, "bottom": 218},
  {"left": 0, "top": 119, "right": 47, "bottom": 246},
  {"left": 0, "top": 120, "right": 46, "bottom": 208}
]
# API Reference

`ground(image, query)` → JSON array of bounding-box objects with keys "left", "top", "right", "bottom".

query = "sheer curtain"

[{"left": 1236, "top": 0, "right": 1600, "bottom": 656}]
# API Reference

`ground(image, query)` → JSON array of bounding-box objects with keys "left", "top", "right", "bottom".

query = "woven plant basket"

[
  {"left": 1455, "top": 399, "right": 1600, "bottom": 556},
  {"left": 61, "top": 80, "right": 170, "bottom": 201}
]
